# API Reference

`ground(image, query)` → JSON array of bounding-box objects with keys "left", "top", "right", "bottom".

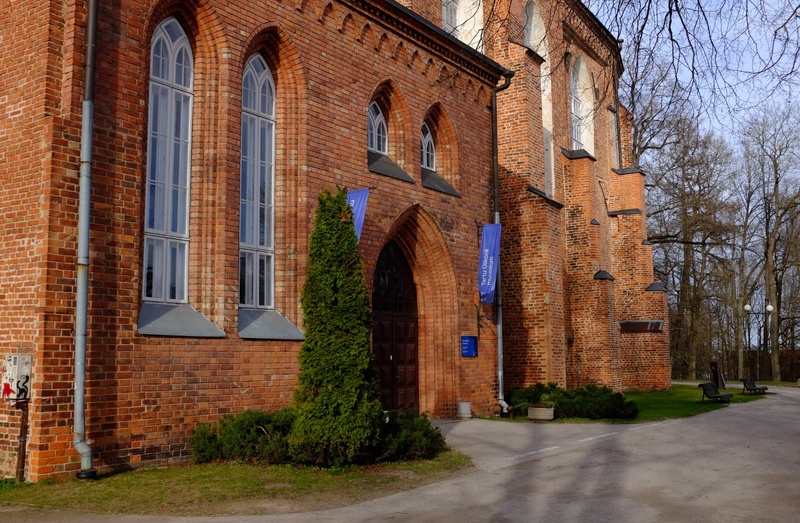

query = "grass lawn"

[
  {"left": 0, "top": 450, "right": 471, "bottom": 517},
  {"left": 0, "top": 383, "right": 773, "bottom": 516},
  {"left": 624, "top": 383, "right": 765, "bottom": 422}
]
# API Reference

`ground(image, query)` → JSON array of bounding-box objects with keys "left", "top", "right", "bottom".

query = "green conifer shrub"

[
  {"left": 188, "top": 408, "right": 296, "bottom": 464},
  {"left": 377, "top": 410, "right": 448, "bottom": 461},
  {"left": 288, "top": 188, "right": 384, "bottom": 466}
]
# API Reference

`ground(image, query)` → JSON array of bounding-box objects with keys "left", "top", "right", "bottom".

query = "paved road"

[{"left": 3, "top": 384, "right": 798, "bottom": 522}]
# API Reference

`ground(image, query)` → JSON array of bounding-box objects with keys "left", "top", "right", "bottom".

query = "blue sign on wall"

[{"left": 461, "top": 335, "right": 478, "bottom": 357}]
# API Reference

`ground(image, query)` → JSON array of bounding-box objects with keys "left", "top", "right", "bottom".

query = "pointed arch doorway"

[{"left": 372, "top": 241, "right": 419, "bottom": 411}]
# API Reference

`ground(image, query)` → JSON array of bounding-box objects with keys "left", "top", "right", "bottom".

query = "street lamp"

[{"left": 744, "top": 302, "right": 773, "bottom": 380}]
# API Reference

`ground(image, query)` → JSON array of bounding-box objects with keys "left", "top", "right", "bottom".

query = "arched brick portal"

[{"left": 379, "top": 205, "right": 459, "bottom": 417}]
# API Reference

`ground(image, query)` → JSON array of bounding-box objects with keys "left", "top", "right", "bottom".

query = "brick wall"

[
  {"left": 1, "top": 0, "right": 502, "bottom": 480},
  {"left": 490, "top": 0, "right": 669, "bottom": 395},
  {"left": 0, "top": 0, "right": 670, "bottom": 481}
]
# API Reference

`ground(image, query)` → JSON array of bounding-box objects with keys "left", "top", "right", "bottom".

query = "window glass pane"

[
  {"left": 259, "top": 254, "right": 273, "bottom": 308},
  {"left": 368, "top": 115, "right": 375, "bottom": 150},
  {"left": 259, "top": 176, "right": 266, "bottom": 248},
  {"left": 175, "top": 47, "right": 192, "bottom": 88},
  {"left": 443, "top": 0, "right": 458, "bottom": 33},
  {"left": 239, "top": 251, "right": 255, "bottom": 306},
  {"left": 259, "top": 120, "right": 273, "bottom": 247},
  {"left": 258, "top": 255, "right": 267, "bottom": 307},
  {"left": 241, "top": 114, "right": 256, "bottom": 246},
  {"left": 421, "top": 123, "right": 435, "bottom": 170},
  {"left": 163, "top": 19, "right": 182, "bottom": 42},
  {"left": 377, "top": 119, "right": 387, "bottom": 153},
  {"left": 243, "top": 72, "right": 256, "bottom": 111},
  {"left": 260, "top": 80, "right": 274, "bottom": 116},
  {"left": 147, "top": 86, "right": 169, "bottom": 233},
  {"left": 168, "top": 241, "right": 187, "bottom": 301},
  {"left": 251, "top": 55, "right": 265, "bottom": 76},
  {"left": 144, "top": 237, "right": 165, "bottom": 299},
  {"left": 152, "top": 38, "right": 169, "bottom": 81}
]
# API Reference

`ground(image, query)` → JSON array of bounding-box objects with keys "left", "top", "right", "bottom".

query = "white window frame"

[
  {"left": 524, "top": 1, "right": 554, "bottom": 196},
  {"left": 442, "top": 0, "right": 484, "bottom": 51},
  {"left": 240, "top": 54, "right": 276, "bottom": 310},
  {"left": 420, "top": 122, "right": 436, "bottom": 171},
  {"left": 570, "top": 57, "right": 595, "bottom": 155},
  {"left": 609, "top": 109, "right": 621, "bottom": 169},
  {"left": 570, "top": 63, "right": 583, "bottom": 150},
  {"left": 443, "top": 0, "right": 458, "bottom": 36},
  {"left": 368, "top": 101, "right": 388, "bottom": 154},
  {"left": 144, "top": 17, "right": 193, "bottom": 303}
]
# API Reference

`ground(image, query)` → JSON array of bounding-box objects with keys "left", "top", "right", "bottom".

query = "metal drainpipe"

[
  {"left": 492, "top": 70, "right": 514, "bottom": 413},
  {"left": 74, "top": 0, "right": 99, "bottom": 479}
]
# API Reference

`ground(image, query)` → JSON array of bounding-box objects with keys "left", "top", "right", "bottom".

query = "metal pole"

[
  {"left": 14, "top": 400, "right": 29, "bottom": 482},
  {"left": 746, "top": 314, "right": 751, "bottom": 378},
  {"left": 74, "top": 0, "right": 99, "bottom": 479},
  {"left": 491, "top": 70, "right": 513, "bottom": 413},
  {"left": 765, "top": 308, "right": 770, "bottom": 381}
]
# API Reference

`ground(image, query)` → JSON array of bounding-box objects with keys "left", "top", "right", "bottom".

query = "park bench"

[
  {"left": 741, "top": 377, "right": 768, "bottom": 395},
  {"left": 698, "top": 382, "right": 733, "bottom": 403}
]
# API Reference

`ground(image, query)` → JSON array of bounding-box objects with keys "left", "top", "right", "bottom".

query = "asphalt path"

[{"left": 3, "top": 384, "right": 798, "bottom": 522}]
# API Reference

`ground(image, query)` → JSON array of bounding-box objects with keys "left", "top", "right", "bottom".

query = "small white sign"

[{"left": 2, "top": 354, "right": 32, "bottom": 400}]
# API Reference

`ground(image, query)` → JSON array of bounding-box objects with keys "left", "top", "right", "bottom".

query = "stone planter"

[
  {"left": 527, "top": 406, "right": 555, "bottom": 421},
  {"left": 457, "top": 401, "right": 472, "bottom": 420}
]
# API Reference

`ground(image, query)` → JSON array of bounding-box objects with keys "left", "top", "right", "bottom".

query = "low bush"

[
  {"left": 189, "top": 408, "right": 296, "bottom": 464},
  {"left": 190, "top": 406, "right": 446, "bottom": 467},
  {"left": 507, "top": 383, "right": 638, "bottom": 420},
  {"left": 188, "top": 422, "right": 223, "bottom": 463},
  {"left": 555, "top": 384, "right": 638, "bottom": 420},
  {"left": 506, "top": 382, "right": 561, "bottom": 414},
  {"left": 377, "top": 410, "right": 447, "bottom": 462}
]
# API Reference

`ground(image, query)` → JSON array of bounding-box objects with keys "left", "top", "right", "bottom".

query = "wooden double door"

[{"left": 372, "top": 241, "right": 418, "bottom": 411}]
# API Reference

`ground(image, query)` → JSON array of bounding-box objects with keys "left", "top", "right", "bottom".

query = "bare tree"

[
  {"left": 740, "top": 104, "right": 800, "bottom": 381},
  {"left": 647, "top": 120, "right": 734, "bottom": 378},
  {"left": 585, "top": 0, "right": 800, "bottom": 118},
  {"left": 728, "top": 159, "right": 763, "bottom": 379}
]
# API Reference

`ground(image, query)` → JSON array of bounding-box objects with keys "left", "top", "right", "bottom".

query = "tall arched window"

[
  {"left": 570, "top": 56, "right": 594, "bottom": 155},
  {"left": 240, "top": 54, "right": 276, "bottom": 309},
  {"left": 367, "top": 101, "right": 388, "bottom": 154},
  {"left": 420, "top": 122, "right": 436, "bottom": 171},
  {"left": 144, "top": 17, "right": 193, "bottom": 302},
  {"left": 524, "top": 1, "right": 554, "bottom": 196},
  {"left": 570, "top": 62, "right": 583, "bottom": 150}
]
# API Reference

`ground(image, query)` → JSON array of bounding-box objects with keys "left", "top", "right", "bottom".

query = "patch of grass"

[
  {"left": 496, "top": 383, "right": 768, "bottom": 424},
  {"left": 752, "top": 380, "right": 797, "bottom": 387},
  {"left": 623, "top": 384, "right": 765, "bottom": 422},
  {"left": 0, "top": 450, "right": 471, "bottom": 517}
]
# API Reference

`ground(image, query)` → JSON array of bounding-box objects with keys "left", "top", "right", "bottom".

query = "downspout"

[
  {"left": 74, "top": 0, "right": 99, "bottom": 479},
  {"left": 492, "top": 70, "right": 514, "bottom": 413}
]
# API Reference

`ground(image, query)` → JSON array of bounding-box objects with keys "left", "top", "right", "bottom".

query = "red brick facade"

[
  {"left": 0, "top": 0, "right": 669, "bottom": 481},
  {"left": 487, "top": 0, "right": 670, "bottom": 392}
]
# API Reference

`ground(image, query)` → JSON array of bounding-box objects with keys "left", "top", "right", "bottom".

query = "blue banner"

[
  {"left": 478, "top": 223, "right": 501, "bottom": 303},
  {"left": 346, "top": 188, "right": 370, "bottom": 241}
]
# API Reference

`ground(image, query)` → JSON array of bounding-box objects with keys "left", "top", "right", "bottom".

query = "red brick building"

[{"left": 0, "top": 0, "right": 668, "bottom": 480}]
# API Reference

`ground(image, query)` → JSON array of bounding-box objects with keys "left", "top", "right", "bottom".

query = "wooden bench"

[
  {"left": 698, "top": 382, "right": 733, "bottom": 403},
  {"left": 741, "top": 377, "right": 768, "bottom": 395}
]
